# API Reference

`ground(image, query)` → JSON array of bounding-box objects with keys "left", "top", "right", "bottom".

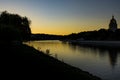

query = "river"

[{"left": 25, "top": 40, "right": 120, "bottom": 80}]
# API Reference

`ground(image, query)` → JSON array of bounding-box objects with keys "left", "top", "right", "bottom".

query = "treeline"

[
  {"left": 1, "top": 11, "right": 120, "bottom": 41},
  {"left": 31, "top": 34, "right": 63, "bottom": 40},
  {"left": 31, "top": 29, "right": 120, "bottom": 41},
  {"left": 65, "top": 29, "right": 120, "bottom": 41},
  {"left": 0, "top": 11, "right": 31, "bottom": 42}
]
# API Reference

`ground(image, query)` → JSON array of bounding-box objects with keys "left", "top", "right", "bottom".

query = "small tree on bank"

[{"left": 0, "top": 11, "right": 31, "bottom": 42}]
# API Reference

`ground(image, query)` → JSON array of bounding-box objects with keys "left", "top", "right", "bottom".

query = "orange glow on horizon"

[{"left": 31, "top": 25, "right": 108, "bottom": 35}]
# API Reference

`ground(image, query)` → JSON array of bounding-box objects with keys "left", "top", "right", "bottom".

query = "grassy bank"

[{"left": 1, "top": 43, "right": 101, "bottom": 80}]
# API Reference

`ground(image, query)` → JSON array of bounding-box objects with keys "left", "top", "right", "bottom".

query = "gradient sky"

[{"left": 0, "top": 0, "right": 120, "bottom": 35}]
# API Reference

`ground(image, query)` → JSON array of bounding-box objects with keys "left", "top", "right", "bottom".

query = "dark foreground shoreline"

[{"left": 1, "top": 43, "right": 101, "bottom": 80}]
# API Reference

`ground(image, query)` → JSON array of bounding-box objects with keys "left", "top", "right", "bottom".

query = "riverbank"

[{"left": 1, "top": 43, "right": 101, "bottom": 80}]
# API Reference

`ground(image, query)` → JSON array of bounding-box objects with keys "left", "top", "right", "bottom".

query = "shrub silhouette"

[{"left": 0, "top": 11, "right": 31, "bottom": 42}]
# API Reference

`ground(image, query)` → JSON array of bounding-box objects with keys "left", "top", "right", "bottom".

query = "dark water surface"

[{"left": 25, "top": 40, "right": 120, "bottom": 80}]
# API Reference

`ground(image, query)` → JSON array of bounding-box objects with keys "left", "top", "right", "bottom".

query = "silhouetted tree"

[{"left": 0, "top": 11, "right": 31, "bottom": 42}]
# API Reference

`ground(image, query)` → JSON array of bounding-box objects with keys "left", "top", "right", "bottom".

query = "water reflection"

[
  {"left": 108, "top": 50, "right": 118, "bottom": 68},
  {"left": 68, "top": 43, "right": 120, "bottom": 68},
  {"left": 25, "top": 40, "right": 120, "bottom": 80}
]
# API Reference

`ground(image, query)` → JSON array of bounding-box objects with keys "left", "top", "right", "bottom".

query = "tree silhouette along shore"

[{"left": 0, "top": 11, "right": 31, "bottom": 42}]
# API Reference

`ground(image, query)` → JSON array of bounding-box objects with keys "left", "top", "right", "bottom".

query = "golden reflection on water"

[{"left": 24, "top": 40, "right": 120, "bottom": 80}]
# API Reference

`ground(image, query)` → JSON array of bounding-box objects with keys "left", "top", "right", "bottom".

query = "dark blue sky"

[{"left": 0, "top": 0, "right": 120, "bottom": 34}]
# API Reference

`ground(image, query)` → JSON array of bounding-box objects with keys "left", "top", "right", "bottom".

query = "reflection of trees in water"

[
  {"left": 99, "top": 48, "right": 119, "bottom": 68},
  {"left": 69, "top": 43, "right": 106, "bottom": 56},
  {"left": 108, "top": 50, "right": 118, "bottom": 68},
  {"left": 69, "top": 44, "right": 77, "bottom": 51},
  {"left": 68, "top": 43, "right": 119, "bottom": 68}
]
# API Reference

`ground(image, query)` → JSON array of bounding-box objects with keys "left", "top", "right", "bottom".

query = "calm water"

[{"left": 25, "top": 40, "right": 120, "bottom": 80}]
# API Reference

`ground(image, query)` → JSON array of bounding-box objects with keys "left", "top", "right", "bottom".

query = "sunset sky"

[{"left": 0, "top": 0, "right": 120, "bottom": 35}]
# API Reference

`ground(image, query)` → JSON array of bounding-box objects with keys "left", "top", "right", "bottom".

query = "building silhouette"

[{"left": 109, "top": 15, "right": 118, "bottom": 32}]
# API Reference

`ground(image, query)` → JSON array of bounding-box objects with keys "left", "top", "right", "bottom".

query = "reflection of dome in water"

[
  {"left": 109, "top": 16, "right": 118, "bottom": 32},
  {"left": 108, "top": 50, "right": 118, "bottom": 68}
]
